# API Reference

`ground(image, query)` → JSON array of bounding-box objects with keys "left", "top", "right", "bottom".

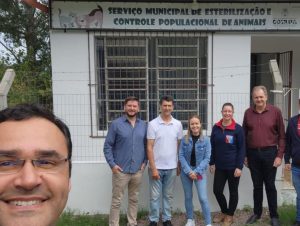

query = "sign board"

[{"left": 51, "top": 2, "right": 300, "bottom": 31}]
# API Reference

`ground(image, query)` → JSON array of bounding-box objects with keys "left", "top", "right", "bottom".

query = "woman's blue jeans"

[
  {"left": 180, "top": 171, "right": 211, "bottom": 225},
  {"left": 292, "top": 166, "right": 300, "bottom": 222}
]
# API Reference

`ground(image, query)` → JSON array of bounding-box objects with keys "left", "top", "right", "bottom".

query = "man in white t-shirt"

[{"left": 147, "top": 95, "right": 183, "bottom": 226}]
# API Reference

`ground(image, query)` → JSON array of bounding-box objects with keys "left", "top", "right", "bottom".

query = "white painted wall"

[
  {"left": 211, "top": 34, "right": 251, "bottom": 125},
  {"left": 50, "top": 30, "right": 104, "bottom": 162},
  {"left": 67, "top": 163, "right": 255, "bottom": 214},
  {"left": 50, "top": 30, "right": 289, "bottom": 215}
]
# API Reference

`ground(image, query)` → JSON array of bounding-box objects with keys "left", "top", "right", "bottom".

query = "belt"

[{"left": 249, "top": 146, "right": 277, "bottom": 151}]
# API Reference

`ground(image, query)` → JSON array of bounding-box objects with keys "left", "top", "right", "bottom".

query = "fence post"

[{"left": 0, "top": 69, "right": 16, "bottom": 110}]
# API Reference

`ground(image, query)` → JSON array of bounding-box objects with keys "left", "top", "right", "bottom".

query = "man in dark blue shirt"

[
  {"left": 285, "top": 98, "right": 300, "bottom": 226},
  {"left": 104, "top": 96, "right": 147, "bottom": 226}
]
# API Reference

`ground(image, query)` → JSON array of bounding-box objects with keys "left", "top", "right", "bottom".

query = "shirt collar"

[
  {"left": 251, "top": 103, "right": 270, "bottom": 113},
  {"left": 158, "top": 115, "right": 174, "bottom": 124},
  {"left": 216, "top": 118, "right": 236, "bottom": 130},
  {"left": 121, "top": 115, "right": 140, "bottom": 123}
]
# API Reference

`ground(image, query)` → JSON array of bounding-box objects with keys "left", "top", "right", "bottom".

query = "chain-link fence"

[{"left": 3, "top": 71, "right": 251, "bottom": 162}]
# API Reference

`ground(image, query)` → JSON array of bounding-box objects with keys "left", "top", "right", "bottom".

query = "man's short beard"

[{"left": 126, "top": 112, "right": 137, "bottom": 118}]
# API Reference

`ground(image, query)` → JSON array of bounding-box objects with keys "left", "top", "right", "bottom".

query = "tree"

[{"left": 0, "top": 0, "right": 52, "bottom": 108}]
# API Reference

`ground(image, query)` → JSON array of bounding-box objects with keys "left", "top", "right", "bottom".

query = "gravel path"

[{"left": 136, "top": 209, "right": 274, "bottom": 226}]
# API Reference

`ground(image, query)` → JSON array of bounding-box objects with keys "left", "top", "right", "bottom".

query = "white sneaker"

[
  {"left": 185, "top": 219, "right": 195, "bottom": 226},
  {"left": 206, "top": 225, "right": 212, "bottom": 226}
]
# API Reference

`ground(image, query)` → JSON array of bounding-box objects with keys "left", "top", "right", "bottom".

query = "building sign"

[{"left": 51, "top": 2, "right": 300, "bottom": 31}]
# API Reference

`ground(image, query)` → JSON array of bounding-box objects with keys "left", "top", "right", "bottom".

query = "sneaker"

[
  {"left": 185, "top": 219, "right": 195, "bottom": 226},
  {"left": 149, "top": 222, "right": 158, "bottom": 226},
  {"left": 163, "top": 220, "right": 173, "bottom": 226}
]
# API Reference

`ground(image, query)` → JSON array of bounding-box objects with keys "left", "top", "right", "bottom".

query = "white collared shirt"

[{"left": 147, "top": 115, "right": 183, "bottom": 169}]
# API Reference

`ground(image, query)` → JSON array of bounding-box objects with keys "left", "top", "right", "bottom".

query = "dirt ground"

[{"left": 136, "top": 208, "right": 275, "bottom": 226}]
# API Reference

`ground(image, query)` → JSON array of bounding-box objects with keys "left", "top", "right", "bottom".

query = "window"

[{"left": 96, "top": 34, "right": 207, "bottom": 132}]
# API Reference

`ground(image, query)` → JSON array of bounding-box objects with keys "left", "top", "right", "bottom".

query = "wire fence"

[
  {"left": 4, "top": 69, "right": 299, "bottom": 163},
  {"left": 4, "top": 73, "right": 247, "bottom": 162}
]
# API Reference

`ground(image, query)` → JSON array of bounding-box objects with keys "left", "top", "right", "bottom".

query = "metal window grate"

[{"left": 96, "top": 33, "right": 208, "bottom": 131}]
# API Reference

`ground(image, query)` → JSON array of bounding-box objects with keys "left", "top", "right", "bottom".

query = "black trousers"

[
  {"left": 248, "top": 147, "right": 278, "bottom": 218},
  {"left": 213, "top": 169, "right": 240, "bottom": 216}
]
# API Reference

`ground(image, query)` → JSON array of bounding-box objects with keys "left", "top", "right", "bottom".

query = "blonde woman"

[{"left": 179, "top": 115, "right": 211, "bottom": 226}]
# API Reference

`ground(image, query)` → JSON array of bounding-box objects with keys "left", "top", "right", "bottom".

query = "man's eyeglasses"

[{"left": 0, "top": 157, "right": 69, "bottom": 174}]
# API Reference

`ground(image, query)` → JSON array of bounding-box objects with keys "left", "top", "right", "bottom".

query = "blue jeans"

[
  {"left": 180, "top": 171, "right": 211, "bottom": 225},
  {"left": 292, "top": 166, "right": 300, "bottom": 222},
  {"left": 148, "top": 168, "right": 177, "bottom": 222}
]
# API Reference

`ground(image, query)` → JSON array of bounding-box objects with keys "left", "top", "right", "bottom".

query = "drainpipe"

[
  {"left": 269, "top": 59, "right": 283, "bottom": 111},
  {"left": 210, "top": 32, "right": 214, "bottom": 132},
  {"left": 21, "top": 0, "right": 49, "bottom": 13}
]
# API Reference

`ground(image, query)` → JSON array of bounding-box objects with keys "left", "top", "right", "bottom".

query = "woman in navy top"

[
  {"left": 179, "top": 115, "right": 211, "bottom": 226},
  {"left": 209, "top": 103, "right": 245, "bottom": 226}
]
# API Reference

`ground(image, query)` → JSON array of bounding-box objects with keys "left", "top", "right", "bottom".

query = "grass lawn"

[
  {"left": 57, "top": 211, "right": 109, "bottom": 226},
  {"left": 278, "top": 204, "right": 297, "bottom": 226},
  {"left": 57, "top": 205, "right": 296, "bottom": 226},
  {"left": 57, "top": 209, "right": 148, "bottom": 226}
]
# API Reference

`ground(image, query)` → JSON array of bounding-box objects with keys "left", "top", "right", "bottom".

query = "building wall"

[
  {"left": 50, "top": 30, "right": 104, "bottom": 162},
  {"left": 252, "top": 35, "right": 300, "bottom": 116},
  {"left": 67, "top": 163, "right": 268, "bottom": 214},
  {"left": 211, "top": 34, "right": 251, "bottom": 125},
  {"left": 50, "top": 30, "right": 285, "bottom": 214}
]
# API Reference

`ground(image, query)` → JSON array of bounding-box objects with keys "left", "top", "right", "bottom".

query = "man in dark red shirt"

[{"left": 243, "top": 85, "right": 285, "bottom": 226}]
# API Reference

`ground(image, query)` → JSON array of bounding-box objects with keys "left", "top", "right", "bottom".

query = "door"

[{"left": 251, "top": 51, "right": 293, "bottom": 120}]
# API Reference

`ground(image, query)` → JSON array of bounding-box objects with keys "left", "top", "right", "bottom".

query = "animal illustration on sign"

[
  {"left": 58, "top": 5, "right": 103, "bottom": 29},
  {"left": 75, "top": 5, "right": 103, "bottom": 28},
  {"left": 58, "top": 8, "right": 76, "bottom": 28}
]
